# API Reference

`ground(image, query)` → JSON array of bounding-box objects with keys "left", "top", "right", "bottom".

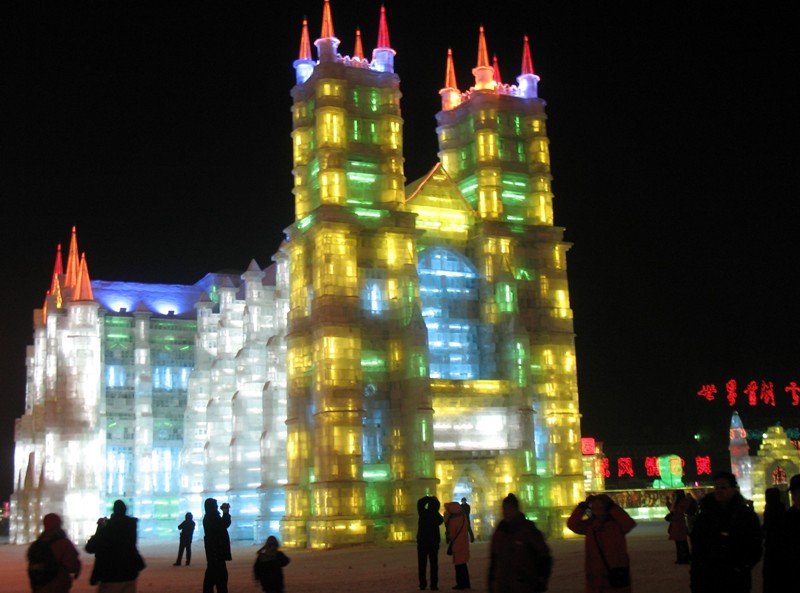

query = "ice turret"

[
  {"left": 293, "top": 18, "right": 314, "bottom": 84},
  {"left": 473, "top": 26, "right": 495, "bottom": 90},
  {"left": 729, "top": 411, "right": 753, "bottom": 499},
  {"left": 516, "top": 35, "right": 540, "bottom": 99},
  {"left": 439, "top": 48, "right": 461, "bottom": 111},
  {"left": 314, "top": 0, "right": 340, "bottom": 63},
  {"left": 371, "top": 5, "right": 395, "bottom": 73}
]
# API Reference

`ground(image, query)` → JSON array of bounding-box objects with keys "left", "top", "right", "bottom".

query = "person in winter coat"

[
  {"left": 689, "top": 471, "right": 762, "bottom": 593},
  {"left": 444, "top": 501, "right": 471, "bottom": 590},
  {"left": 85, "top": 499, "right": 146, "bottom": 592},
  {"left": 253, "top": 536, "right": 290, "bottom": 593},
  {"left": 488, "top": 493, "right": 552, "bottom": 593},
  {"left": 173, "top": 512, "right": 195, "bottom": 566},
  {"left": 666, "top": 490, "right": 692, "bottom": 564},
  {"left": 567, "top": 493, "right": 637, "bottom": 593},
  {"left": 27, "top": 513, "right": 81, "bottom": 593},
  {"left": 203, "top": 498, "right": 232, "bottom": 593},
  {"left": 417, "top": 495, "right": 444, "bottom": 590}
]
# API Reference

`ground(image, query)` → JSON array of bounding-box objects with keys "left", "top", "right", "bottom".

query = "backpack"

[{"left": 27, "top": 538, "right": 60, "bottom": 588}]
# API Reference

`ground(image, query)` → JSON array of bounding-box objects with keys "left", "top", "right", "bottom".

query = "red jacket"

[
  {"left": 31, "top": 530, "right": 81, "bottom": 593},
  {"left": 567, "top": 503, "right": 636, "bottom": 593},
  {"left": 444, "top": 502, "right": 470, "bottom": 565}
]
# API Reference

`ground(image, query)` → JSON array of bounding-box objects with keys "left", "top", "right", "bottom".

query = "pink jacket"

[{"left": 444, "top": 502, "right": 471, "bottom": 565}]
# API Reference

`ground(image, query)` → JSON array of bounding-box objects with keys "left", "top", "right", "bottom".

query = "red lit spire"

[
  {"left": 298, "top": 18, "right": 312, "bottom": 61},
  {"left": 477, "top": 26, "right": 490, "bottom": 68},
  {"left": 72, "top": 252, "right": 94, "bottom": 302},
  {"left": 521, "top": 35, "right": 535, "bottom": 75},
  {"left": 473, "top": 26, "right": 494, "bottom": 90},
  {"left": 376, "top": 5, "right": 391, "bottom": 49},
  {"left": 493, "top": 54, "right": 502, "bottom": 84},
  {"left": 445, "top": 48, "right": 458, "bottom": 90},
  {"left": 320, "top": 0, "right": 335, "bottom": 39},
  {"left": 50, "top": 243, "right": 63, "bottom": 294},
  {"left": 440, "top": 48, "right": 461, "bottom": 111},
  {"left": 64, "top": 226, "right": 80, "bottom": 289},
  {"left": 354, "top": 27, "right": 364, "bottom": 60}
]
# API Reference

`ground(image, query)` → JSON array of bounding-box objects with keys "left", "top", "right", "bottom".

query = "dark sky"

[{"left": 2, "top": 2, "right": 798, "bottom": 500}]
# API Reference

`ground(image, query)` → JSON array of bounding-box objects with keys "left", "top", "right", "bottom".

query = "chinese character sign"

[
  {"left": 644, "top": 456, "right": 660, "bottom": 477},
  {"left": 697, "top": 378, "right": 800, "bottom": 406},
  {"left": 581, "top": 437, "right": 596, "bottom": 456},
  {"left": 695, "top": 456, "right": 712, "bottom": 475},
  {"left": 617, "top": 457, "right": 634, "bottom": 478}
]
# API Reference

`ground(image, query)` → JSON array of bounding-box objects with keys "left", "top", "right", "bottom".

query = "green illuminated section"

[
  {"left": 353, "top": 208, "right": 388, "bottom": 219},
  {"left": 496, "top": 282, "right": 517, "bottom": 313},
  {"left": 361, "top": 353, "right": 386, "bottom": 372},
  {"left": 363, "top": 463, "right": 390, "bottom": 482}
]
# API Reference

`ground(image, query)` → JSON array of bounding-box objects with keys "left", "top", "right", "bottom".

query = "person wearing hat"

[
  {"left": 203, "top": 497, "right": 232, "bottom": 593},
  {"left": 488, "top": 493, "right": 552, "bottom": 593},
  {"left": 568, "top": 492, "right": 636, "bottom": 593},
  {"left": 27, "top": 513, "right": 81, "bottom": 593},
  {"left": 85, "top": 499, "right": 146, "bottom": 592},
  {"left": 689, "top": 471, "right": 762, "bottom": 593}
]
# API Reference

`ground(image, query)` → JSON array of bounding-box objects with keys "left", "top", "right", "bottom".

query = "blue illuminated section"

[
  {"left": 418, "top": 247, "right": 481, "bottom": 379},
  {"left": 91, "top": 280, "right": 207, "bottom": 316}
]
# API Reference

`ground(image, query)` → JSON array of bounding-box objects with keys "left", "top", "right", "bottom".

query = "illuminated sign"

[
  {"left": 580, "top": 437, "right": 596, "bottom": 455},
  {"left": 697, "top": 378, "right": 800, "bottom": 406}
]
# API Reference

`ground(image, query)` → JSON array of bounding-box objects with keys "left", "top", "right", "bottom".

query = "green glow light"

[
  {"left": 501, "top": 191, "right": 527, "bottom": 201},
  {"left": 353, "top": 208, "right": 387, "bottom": 218},
  {"left": 297, "top": 214, "right": 315, "bottom": 231},
  {"left": 347, "top": 172, "right": 377, "bottom": 184},
  {"left": 506, "top": 215, "right": 524, "bottom": 221}
]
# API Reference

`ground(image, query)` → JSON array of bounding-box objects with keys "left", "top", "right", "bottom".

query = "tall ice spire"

[
  {"left": 371, "top": 5, "right": 395, "bottom": 73},
  {"left": 314, "top": 0, "right": 340, "bottom": 63},
  {"left": 64, "top": 226, "right": 80, "bottom": 289},
  {"left": 492, "top": 54, "right": 502, "bottom": 85},
  {"left": 72, "top": 252, "right": 94, "bottom": 302},
  {"left": 516, "top": 35, "right": 540, "bottom": 98},
  {"left": 472, "top": 26, "right": 495, "bottom": 90},
  {"left": 440, "top": 48, "right": 461, "bottom": 111},
  {"left": 353, "top": 27, "right": 364, "bottom": 60},
  {"left": 294, "top": 18, "right": 315, "bottom": 84}
]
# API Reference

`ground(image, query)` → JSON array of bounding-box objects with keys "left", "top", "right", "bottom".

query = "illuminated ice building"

[{"left": 12, "top": 1, "right": 584, "bottom": 547}]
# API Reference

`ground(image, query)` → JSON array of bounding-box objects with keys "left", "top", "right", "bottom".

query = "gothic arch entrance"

[{"left": 450, "top": 462, "right": 495, "bottom": 541}]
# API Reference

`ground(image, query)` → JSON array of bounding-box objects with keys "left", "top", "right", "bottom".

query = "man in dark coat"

[
  {"left": 203, "top": 498, "right": 232, "bottom": 593},
  {"left": 28, "top": 513, "right": 81, "bottom": 593},
  {"left": 416, "top": 495, "right": 444, "bottom": 590},
  {"left": 489, "top": 493, "right": 552, "bottom": 593},
  {"left": 173, "top": 512, "right": 195, "bottom": 566},
  {"left": 85, "top": 499, "right": 145, "bottom": 591},
  {"left": 690, "top": 471, "right": 762, "bottom": 593}
]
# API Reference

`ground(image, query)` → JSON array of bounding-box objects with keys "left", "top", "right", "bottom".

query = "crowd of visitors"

[{"left": 27, "top": 471, "right": 796, "bottom": 593}]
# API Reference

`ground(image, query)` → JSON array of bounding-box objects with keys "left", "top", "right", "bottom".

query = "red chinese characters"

[
  {"left": 617, "top": 457, "right": 634, "bottom": 478},
  {"left": 695, "top": 456, "right": 712, "bottom": 475},
  {"left": 697, "top": 384, "right": 717, "bottom": 401},
  {"left": 644, "top": 456, "right": 660, "bottom": 477}
]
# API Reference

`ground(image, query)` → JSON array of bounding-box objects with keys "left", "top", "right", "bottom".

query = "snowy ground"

[{"left": 0, "top": 521, "right": 763, "bottom": 593}]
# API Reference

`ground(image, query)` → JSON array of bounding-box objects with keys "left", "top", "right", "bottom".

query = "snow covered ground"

[{"left": 0, "top": 521, "right": 763, "bottom": 593}]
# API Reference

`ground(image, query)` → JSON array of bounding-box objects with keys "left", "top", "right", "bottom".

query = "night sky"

[{"left": 2, "top": 2, "right": 798, "bottom": 500}]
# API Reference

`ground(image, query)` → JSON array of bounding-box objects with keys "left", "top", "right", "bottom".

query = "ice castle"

[{"left": 11, "top": 1, "right": 585, "bottom": 547}]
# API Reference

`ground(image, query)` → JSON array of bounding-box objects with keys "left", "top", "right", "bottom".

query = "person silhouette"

[{"left": 174, "top": 511, "right": 195, "bottom": 566}]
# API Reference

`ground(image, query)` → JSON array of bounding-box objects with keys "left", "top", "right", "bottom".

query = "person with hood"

[
  {"left": 567, "top": 493, "right": 636, "bottom": 593},
  {"left": 203, "top": 498, "right": 232, "bottom": 593},
  {"left": 444, "top": 500, "right": 471, "bottom": 590},
  {"left": 253, "top": 535, "right": 290, "bottom": 593},
  {"left": 416, "top": 495, "right": 444, "bottom": 590},
  {"left": 85, "top": 499, "right": 145, "bottom": 592},
  {"left": 488, "top": 493, "right": 552, "bottom": 593},
  {"left": 689, "top": 471, "right": 762, "bottom": 593},
  {"left": 666, "top": 490, "right": 692, "bottom": 564},
  {"left": 27, "top": 513, "right": 81, "bottom": 593},
  {"left": 173, "top": 512, "right": 195, "bottom": 566}
]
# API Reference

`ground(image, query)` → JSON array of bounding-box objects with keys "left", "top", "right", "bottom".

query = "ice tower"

[{"left": 282, "top": 2, "right": 436, "bottom": 548}]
